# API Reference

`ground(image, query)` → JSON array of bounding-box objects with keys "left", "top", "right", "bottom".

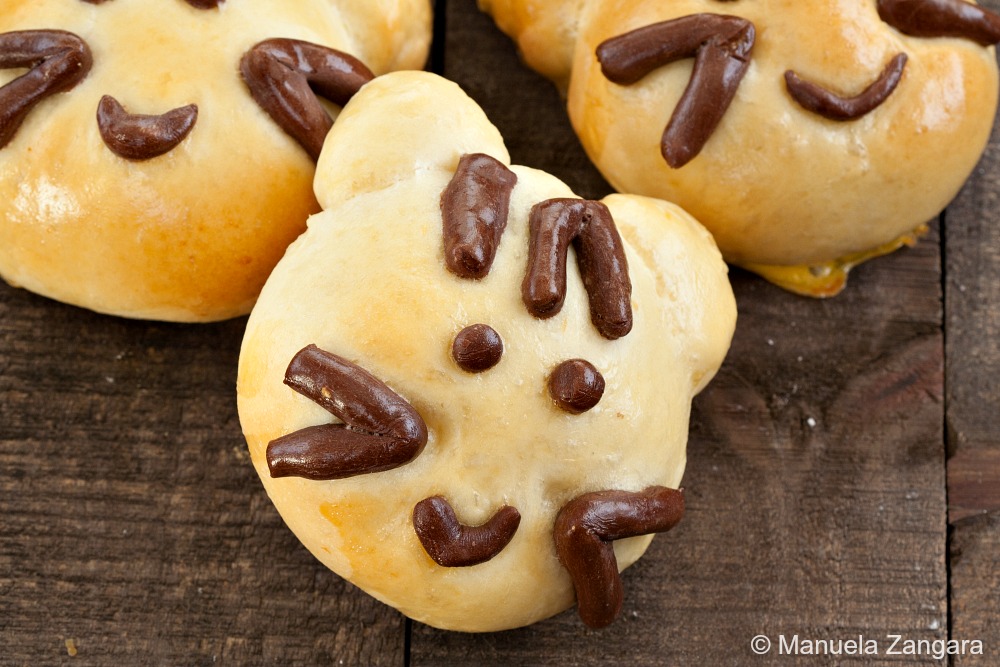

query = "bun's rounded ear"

[
  {"left": 314, "top": 71, "right": 510, "bottom": 209},
  {"left": 602, "top": 193, "right": 736, "bottom": 393},
  {"left": 477, "top": 0, "right": 583, "bottom": 90},
  {"left": 333, "top": 0, "right": 432, "bottom": 73}
]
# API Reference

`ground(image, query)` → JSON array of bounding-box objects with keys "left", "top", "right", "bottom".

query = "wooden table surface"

[{"left": 3, "top": 2, "right": 999, "bottom": 665}]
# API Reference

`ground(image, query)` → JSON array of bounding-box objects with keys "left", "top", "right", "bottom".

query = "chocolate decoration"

[
  {"left": 596, "top": 14, "right": 755, "bottom": 168},
  {"left": 81, "top": 0, "right": 224, "bottom": 7},
  {"left": 878, "top": 0, "right": 1000, "bottom": 46},
  {"left": 548, "top": 359, "right": 605, "bottom": 414},
  {"left": 413, "top": 496, "right": 521, "bottom": 567},
  {"left": 266, "top": 345, "right": 428, "bottom": 480},
  {"left": 522, "top": 198, "right": 632, "bottom": 340},
  {"left": 0, "top": 31, "right": 92, "bottom": 150},
  {"left": 785, "top": 53, "right": 907, "bottom": 121},
  {"left": 554, "top": 487, "right": 685, "bottom": 629},
  {"left": 441, "top": 153, "right": 518, "bottom": 279},
  {"left": 97, "top": 95, "right": 198, "bottom": 160},
  {"left": 452, "top": 324, "right": 504, "bottom": 373},
  {"left": 240, "top": 39, "right": 374, "bottom": 161}
]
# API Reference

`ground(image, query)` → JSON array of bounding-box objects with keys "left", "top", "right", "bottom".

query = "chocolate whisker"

[
  {"left": 522, "top": 199, "right": 632, "bottom": 340},
  {"left": 441, "top": 153, "right": 518, "bottom": 280},
  {"left": 266, "top": 345, "right": 427, "bottom": 480},
  {"left": 597, "top": 14, "right": 755, "bottom": 168},
  {"left": 97, "top": 95, "right": 198, "bottom": 160},
  {"left": 241, "top": 39, "right": 374, "bottom": 160},
  {"left": 413, "top": 496, "right": 521, "bottom": 567},
  {"left": 785, "top": 53, "right": 908, "bottom": 121},
  {"left": 554, "top": 487, "right": 685, "bottom": 629},
  {"left": 0, "top": 30, "right": 92, "bottom": 150},
  {"left": 878, "top": 0, "right": 1000, "bottom": 45}
]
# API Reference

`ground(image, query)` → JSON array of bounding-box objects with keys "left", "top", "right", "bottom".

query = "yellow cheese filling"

[{"left": 739, "top": 225, "right": 929, "bottom": 298}]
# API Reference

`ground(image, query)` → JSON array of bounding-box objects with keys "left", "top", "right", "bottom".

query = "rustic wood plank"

[
  {"left": 409, "top": 3, "right": 950, "bottom": 664},
  {"left": 944, "top": 0, "right": 1000, "bottom": 659},
  {"left": 0, "top": 284, "right": 406, "bottom": 666}
]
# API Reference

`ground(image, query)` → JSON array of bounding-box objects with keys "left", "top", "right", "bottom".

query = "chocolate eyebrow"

[
  {"left": 0, "top": 30, "right": 92, "bottom": 150},
  {"left": 441, "top": 153, "right": 518, "bottom": 280},
  {"left": 596, "top": 14, "right": 755, "bottom": 168},
  {"left": 522, "top": 199, "right": 632, "bottom": 340},
  {"left": 266, "top": 345, "right": 428, "bottom": 480},
  {"left": 785, "top": 53, "right": 908, "bottom": 121},
  {"left": 240, "top": 39, "right": 374, "bottom": 161},
  {"left": 413, "top": 496, "right": 521, "bottom": 567},
  {"left": 878, "top": 0, "right": 1000, "bottom": 45},
  {"left": 554, "top": 487, "right": 685, "bottom": 629},
  {"left": 97, "top": 95, "right": 198, "bottom": 160}
]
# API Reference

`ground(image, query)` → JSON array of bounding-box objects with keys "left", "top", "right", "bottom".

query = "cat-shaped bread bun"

[
  {"left": 237, "top": 71, "right": 736, "bottom": 631},
  {"left": 479, "top": 0, "right": 1000, "bottom": 295},
  {"left": 0, "top": 0, "right": 429, "bottom": 320}
]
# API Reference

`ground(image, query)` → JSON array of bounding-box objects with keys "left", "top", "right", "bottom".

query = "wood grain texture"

[
  {"left": 409, "top": 3, "right": 950, "bottom": 664},
  {"left": 944, "top": 1, "right": 1000, "bottom": 662},
  {"left": 1, "top": 0, "right": 996, "bottom": 665},
  {"left": 0, "top": 286, "right": 405, "bottom": 666}
]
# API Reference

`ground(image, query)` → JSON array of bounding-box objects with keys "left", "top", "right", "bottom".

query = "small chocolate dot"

[
  {"left": 548, "top": 359, "right": 605, "bottom": 414},
  {"left": 452, "top": 324, "right": 503, "bottom": 373}
]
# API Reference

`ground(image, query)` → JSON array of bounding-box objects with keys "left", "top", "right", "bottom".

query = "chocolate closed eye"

[
  {"left": 785, "top": 53, "right": 908, "bottom": 121},
  {"left": 597, "top": 14, "right": 755, "bottom": 168},
  {"left": 0, "top": 30, "right": 92, "bottom": 150},
  {"left": 266, "top": 345, "right": 427, "bottom": 480},
  {"left": 241, "top": 39, "right": 375, "bottom": 160},
  {"left": 97, "top": 95, "right": 198, "bottom": 160},
  {"left": 413, "top": 496, "right": 521, "bottom": 567},
  {"left": 878, "top": 0, "right": 1000, "bottom": 45}
]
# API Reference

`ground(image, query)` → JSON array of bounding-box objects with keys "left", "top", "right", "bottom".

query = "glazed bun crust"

[
  {"left": 482, "top": 0, "right": 999, "bottom": 270},
  {"left": 238, "top": 72, "right": 736, "bottom": 632},
  {"left": 0, "top": 0, "right": 430, "bottom": 321}
]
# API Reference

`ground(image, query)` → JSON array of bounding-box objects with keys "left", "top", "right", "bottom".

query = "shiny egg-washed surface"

[
  {"left": 479, "top": 0, "right": 1000, "bottom": 294},
  {"left": 0, "top": 0, "right": 429, "bottom": 321}
]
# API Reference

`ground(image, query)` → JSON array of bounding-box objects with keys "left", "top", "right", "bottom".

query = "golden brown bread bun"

[
  {"left": 0, "top": 0, "right": 430, "bottom": 320},
  {"left": 237, "top": 71, "right": 736, "bottom": 632},
  {"left": 479, "top": 0, "right": 1000, "bottom": 295}
]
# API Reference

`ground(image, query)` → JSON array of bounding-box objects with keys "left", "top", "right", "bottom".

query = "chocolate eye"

[
  {"left": 548, "top": 359, "right": 605, "bottom": 414},
  {"left": 452, "top": 324, "right": 504, "bottom": 373}
]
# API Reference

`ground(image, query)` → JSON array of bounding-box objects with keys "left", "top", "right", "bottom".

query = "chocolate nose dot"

[
  {"left": 452, "top": 324, "right": 504, "bottom": 373},
  {"left": 548, "top": 359, "right": 605, "bottom": 414}
]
